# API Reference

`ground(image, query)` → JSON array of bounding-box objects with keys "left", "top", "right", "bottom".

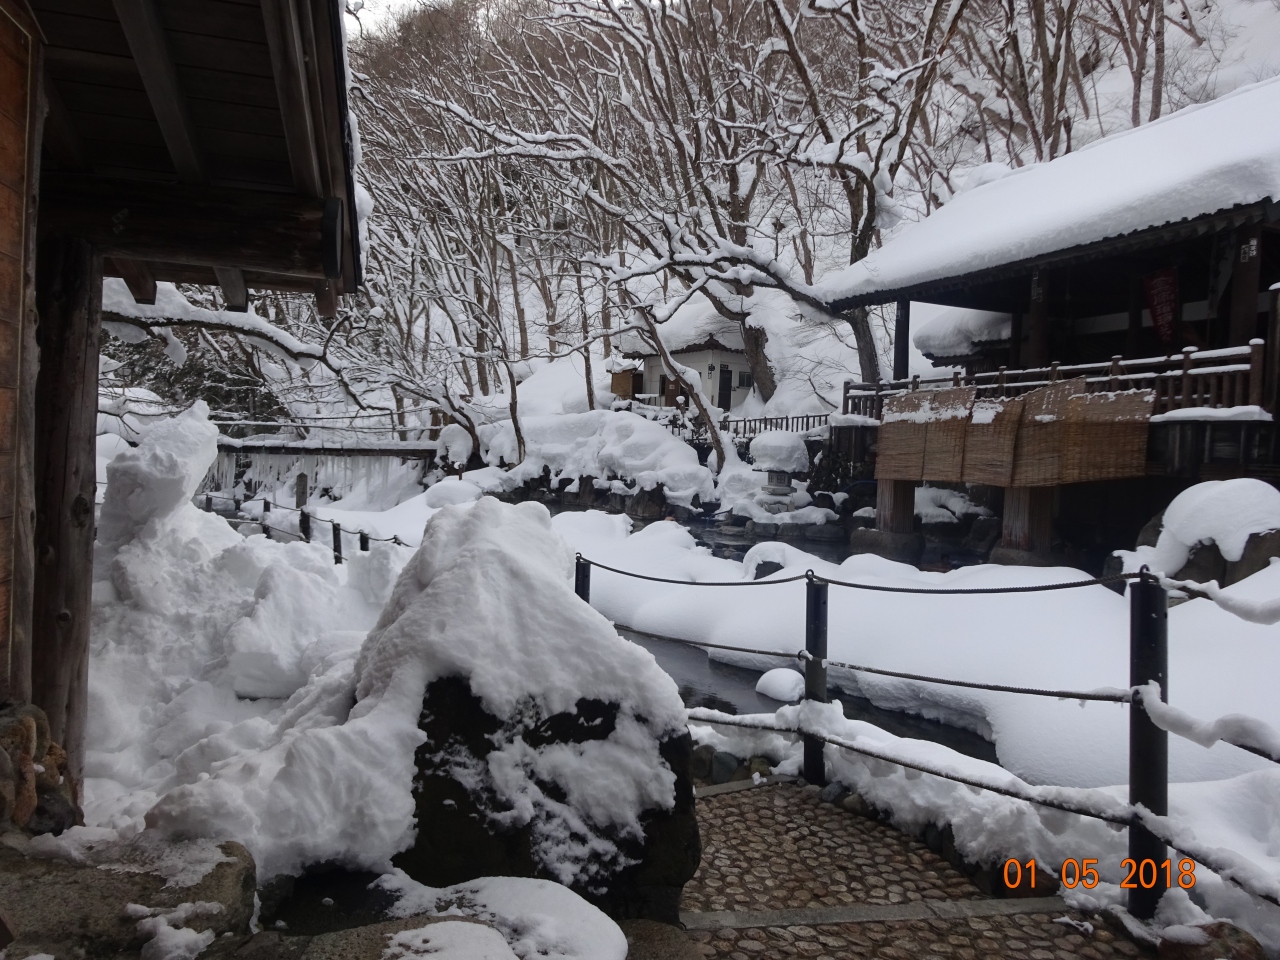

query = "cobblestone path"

[{"left": 680, "top": 782, "right": 1149, "bottom": 960}]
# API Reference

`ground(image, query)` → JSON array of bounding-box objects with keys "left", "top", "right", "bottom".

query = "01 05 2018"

[{"left": 1002, "top": 858, "right": 1197, "bottom": 890}]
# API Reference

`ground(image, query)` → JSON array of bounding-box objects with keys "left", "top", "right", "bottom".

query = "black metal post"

[
  {"left": 299, "top": 510, "right": 312, "bottom": 542},
  {"left": 803, "top": 573, "right": 829, "bottom": 786},
  {"left": 204, "top": 494, "right": 212, "bottom": 512},
  {"left": 1129, "top": 568, "right": 1168, "bottom": 921},
  {"left": 359, "top": 531, "right": 370, "bottom": 552},
  {"left": 332, "top": 521, "right": 343, "bottom": 564},
  {"left": 262, "top": 499, "right": 272, "bottom": 540},
  {"left": 574, "top": 555, "right": 591, "bottom": 602},
  {"left": 893, "top": 300, "right": 911, "bottom": 382}
]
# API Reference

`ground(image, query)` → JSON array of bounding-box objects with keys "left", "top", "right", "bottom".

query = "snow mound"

[
  {"left": 353, "top": 497, "right": 688, "bottom": 885},
  {"left": 422, "top": 477, "right": 483, "bottom": 508},
  {"left": 749, "top": 431, "right": 809, "bottom": 473},
  {"left": 383, "top": 922, "right": 516, "bottom": 960},
  {"left": 481, "top": 410, "right": 715, "bottom": 507},
  {"left": 378, "top": 872, "right": 628, "bottom": 960},
  {"left": 1118, "top": 479, "right": 1280, "bottom": 575},
  {"left": 913, "top": 307, "right": 1011, "bottom": 359},
  {"left": 756, "top": 668, "right": 805, "bottom": 702}
]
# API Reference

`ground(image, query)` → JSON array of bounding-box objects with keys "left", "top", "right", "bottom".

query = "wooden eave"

[
  {"left": 30, "top": 0, "right": 360, "bottom": 314},
  {"left": 832, "top": 198, "right": 1280, "bottom": 313}
]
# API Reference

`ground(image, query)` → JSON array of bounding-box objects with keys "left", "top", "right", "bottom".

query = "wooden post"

[
  {"left": 294, "top": 471, "right": 307, "bottom": 509},
  {"left": 1001, "top": 487, "right": 1053, "bottom": 553},
  {"left": 1267, "top": 289, "right": 1280, "bottom": 413},
  {"left": 893, "top": 300, "right": 910, "bottom": 382},
  {"left": 1027, "top": 269, "right": 1050, "bottom": 368},
  {"left": 4, "top": 5, "right": 43, "bottom": 707},
  {"left": 359, "top": 530, "right": 369, "bottom": 552},
  {"left": 1008, "top": 312, "right": 1022, "bottom": 368},
  {"left": 262, "top": 498, "right": 272, "bottom": 539},
  {"left": 1126, "top": 276, "right": 1143, "bottom": 358},
  {"left": 875, "top": 480, "right": 915, "bottom": 535},
  {"left": 31, "top": 235, "right": 101, "bottom": 799},
  {"left": 1180, "top": 347, "right": 1195, "bottom": 409},
  {"left": 299, "top": 509, "right": 311, "bottom": 542},
  {"left": 332, "top": 520, "right": 342, "bottom": 564},
  {"left": 1249, "top": 338, "right": 1264, "bottom": 408},
  {"left": 802, "top": 574, "right": 829, "bottom": 786},
  {"left": 1128, "top": 569, "right": 1168, "bottom": 921},
  {"left": 1229, "top": 222, "right": 1262, "bottom": 347}
]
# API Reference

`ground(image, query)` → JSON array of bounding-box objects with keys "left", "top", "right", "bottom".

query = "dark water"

[{"left": 621, "top": 626, "right": 999, "bottom": 765}]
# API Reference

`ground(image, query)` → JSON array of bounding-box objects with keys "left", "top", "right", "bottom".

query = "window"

[{"left": 738, "top": 370, "right": 753, "bottom": 389}]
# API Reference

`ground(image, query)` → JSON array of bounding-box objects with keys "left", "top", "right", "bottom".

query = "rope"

[
  {"left": 821, "top": 659, "right": 1132, "bottom": 703},
  {"left": 580, "top": 556, "right": 810, "bottom": 586},
  {"left": 196, "top": 493, "right": 407, "bottom": 545},
  {"left": 819, "top": 571, "right": 1138, "bottom": 595},
  {"left": 688, "top": 711, "right": 1280, "bottom": 908},
  {"left": 578, "top": 556, "right": 1136, "bottom": 595}
]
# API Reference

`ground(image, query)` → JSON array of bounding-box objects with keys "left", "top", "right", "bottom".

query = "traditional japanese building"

[
  {"left": 822, "top": 77, "right": 1280, "bottom": 569},
  {"left": 0, "top": 0, "right": 360, "bottom": 806},
  {"left": 618, "top": 309, "right": 755, "bottom": 412}
]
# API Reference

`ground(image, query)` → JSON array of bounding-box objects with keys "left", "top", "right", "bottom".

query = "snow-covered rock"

[
  {"left": 756, "top": 668, "right": 805, "bottom": 702},
  {"left": 354, "top": 497, "right": 699, "bottom": 915}
]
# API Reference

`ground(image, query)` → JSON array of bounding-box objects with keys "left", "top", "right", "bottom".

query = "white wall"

[{"left": 641, "top": 350, "right": 754, "bottom": 411}]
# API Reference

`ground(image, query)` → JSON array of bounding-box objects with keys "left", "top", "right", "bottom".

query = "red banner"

[{"left": 1142, "top": 267, "right": 1179, "bottom": 346}]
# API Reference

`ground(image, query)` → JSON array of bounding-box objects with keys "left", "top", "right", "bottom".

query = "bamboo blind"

[
  {"left": 921, "top": 387, "right": 977, "bottom": 483},
  {"left": 962, "top": 397, "right": 1025, "bottom": 487}
]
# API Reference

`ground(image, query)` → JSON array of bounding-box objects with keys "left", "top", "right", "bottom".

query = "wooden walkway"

[{"left": 679, "top": 781, "right": 1148, "bottom": 960}]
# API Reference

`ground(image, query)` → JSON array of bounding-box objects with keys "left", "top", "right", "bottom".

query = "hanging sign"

[{"left": 1142, "top": 267, "right": 1179, "bottom": 346}]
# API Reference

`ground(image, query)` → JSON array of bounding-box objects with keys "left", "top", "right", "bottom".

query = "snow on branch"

[{"left": 1133, "top": 682, "right": 1280, "bottom": 765}]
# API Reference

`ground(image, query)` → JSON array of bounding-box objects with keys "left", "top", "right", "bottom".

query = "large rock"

[
  {"left": 1225, "top": 528, "right": 1280, "bottom": 585},
  {"left": 0, "top": 834, "right": 255, "bottom": 956},
  {"left": 359, "top": 500, "right": 700, "bottom": 924},
  {"left": 848, "top": 528, "right": 924, "bottom": 565},
  {"left": 393, "top": 676, "right": 700, "bottom": 924}
]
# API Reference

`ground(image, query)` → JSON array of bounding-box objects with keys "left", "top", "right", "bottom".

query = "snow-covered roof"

[
  {"left": 620, "top": 303, "right": 745, "bottom": 356},
  {"left": 822, "top": 76, "right": 1280, "bottom": 308},
  {"left": 913, "top": 307, "right": 1011, "bottom": 359}
]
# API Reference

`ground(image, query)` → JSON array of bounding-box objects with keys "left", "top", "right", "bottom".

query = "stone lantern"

[{"left": 749, "top": 431, "right": 809, "bottom": 504}]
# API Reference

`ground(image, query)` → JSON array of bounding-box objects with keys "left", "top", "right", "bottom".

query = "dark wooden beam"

[
  {"left": 1001, "top": 487, "right": 1054, "bottom": 553},
  {"left": 875, "top": 480, "right": 915, "bottom": 535},
  {"left": 893, "top": 300, "right": 910, "bottom": 381},
  {"left": 1026, "top": 269, "right": 1050, "bottom": 367},
  {"left": 32, "top": 234, "right": 100, "bottom": 803},
  {"left": 1230, "top": 222, "right": 1263, "bottom": 346},
  {"left": 214, "top": 266, "right": 248, "bottom": 312},
  {"left": 111, "top": 0, "right": 205, "bottom": 183},
  {"left": 260, "top": 0, "right": 323, "bottom": 197},
  {"left": 41, "top": 174, "right": 332, "bottom": 278},
  {"left": 313, "top": 279, "right": 336, "bottom": 318},
  {"left": 106, "top": 257, "right": 157, "bottom": 304}
]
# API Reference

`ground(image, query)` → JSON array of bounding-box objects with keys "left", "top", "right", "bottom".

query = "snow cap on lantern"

[{"left": 750, "top": 430, "right": 808, "bottom": 496}]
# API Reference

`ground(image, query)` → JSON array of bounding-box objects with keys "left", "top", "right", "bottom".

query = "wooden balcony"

[{"left": 843, "top": 341, "right": 1267, "bottom": 420}]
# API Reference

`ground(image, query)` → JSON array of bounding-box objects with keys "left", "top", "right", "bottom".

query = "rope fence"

[
  {"left": 571, "top": 554, "right": 1280, "bottom": 921},
  {"left": 194, "top": 491, "right": 409, "bottom": 561}
]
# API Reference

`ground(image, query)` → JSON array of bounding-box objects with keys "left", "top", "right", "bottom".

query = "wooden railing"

[
  {"left": 842, "top": 341, "right": 1266, "bottom": 420},
  {"left": 718, "top": 414, "right": 829, "bottom": 438}
]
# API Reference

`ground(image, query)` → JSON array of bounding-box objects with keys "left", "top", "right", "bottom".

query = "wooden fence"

[{"left": 843, "top": 342, "right": 1265, "bottom": 420}]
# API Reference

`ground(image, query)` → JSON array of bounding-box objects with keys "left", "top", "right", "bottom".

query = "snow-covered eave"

[
  {"left": 830, "top": 197, "right": 1277, "bottom": 312},
  {"left": 622, "top": 336, "right": 746, "bottom": 359}
]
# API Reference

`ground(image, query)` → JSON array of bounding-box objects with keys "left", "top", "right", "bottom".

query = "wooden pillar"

[
  {"left": 32, "top": 235, "right": 101, "bottom": 799},
  {"left": 1026, "top": 269, "right": 1050, "bottom": 368},
  {"left": 876, "top": 479, "right": 915, "bottom": 535},
  {"left": 1229, "top": 222, "right": 1263, "bottom": 347},
  {"left": 1, "top": 0, "right": 41, "bottom": 705},
  {"left": 1126, "top": 275, "right": 1143, "bottom": 358},
  {"left": 1268, "top": 286, "right": 1280, "bottom": 414},
  {"left": 1001, "top": 486, "right": 1053, "bottom": 553},
  {"left": 893, "top": 300, "right": 910, "bottom": 382}
]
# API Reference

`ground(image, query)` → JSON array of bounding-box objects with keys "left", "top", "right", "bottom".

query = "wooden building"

[
  {"left": 620, "top": 311, "right": 755, "bottom": 411},
  {"left": 825, "top": 78, "right": 1280, "bottom": 567},
  {"left": 0, "top": 0, "right": 360, "bottom": 807}
]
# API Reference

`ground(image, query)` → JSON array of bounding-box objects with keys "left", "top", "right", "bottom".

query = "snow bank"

[
  {"left": 1117, "top": 479, "right": 1280, "bottom": 575},
  {"left": 480, "top": 410, "right": 715, "bottom": 506},
  {"left": 749, "top": 431, "right": 809, "bottom": 473},
  {"left": 915, "top": 486, "right": 992, "bottom": 524},
  {"left": 552, "top": 509, "right": 1278, "bottom": 788}
]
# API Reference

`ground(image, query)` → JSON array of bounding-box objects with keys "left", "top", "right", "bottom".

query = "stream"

[{"left": 620, "top": 626, "right": 999, "bottom": 765}]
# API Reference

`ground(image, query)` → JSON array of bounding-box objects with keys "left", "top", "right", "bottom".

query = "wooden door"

[
  {"left": 717, "top": 365, "right": 732, "bottom": 410},
  {"left": 0, "top": 0, "right": 33, "bottom": 701}
]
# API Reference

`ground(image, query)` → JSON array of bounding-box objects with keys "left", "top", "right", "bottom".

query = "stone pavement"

[{"left": 679, "top": 781, "right": 1150, "bottom": 960}]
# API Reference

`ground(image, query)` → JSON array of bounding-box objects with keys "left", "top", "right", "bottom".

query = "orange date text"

[{"left": 1001, "top": 858, "right": 1196, "bottom": 889}]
